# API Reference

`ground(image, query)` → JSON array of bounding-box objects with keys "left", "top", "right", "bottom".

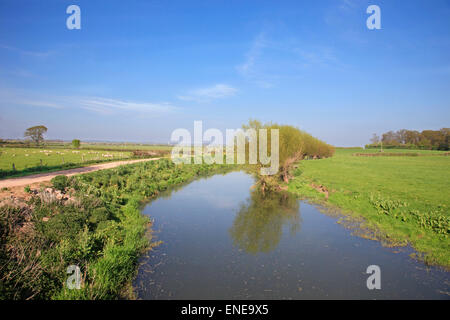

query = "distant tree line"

[{"left": 367, "top": 128, "right": 449, "bottom": 150}]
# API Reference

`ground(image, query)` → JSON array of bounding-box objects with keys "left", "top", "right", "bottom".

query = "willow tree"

[{"left": 241, "top": 120, "right": 334, "bottom": 190}]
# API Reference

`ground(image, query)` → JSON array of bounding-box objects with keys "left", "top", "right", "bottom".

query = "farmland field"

[
  {"left": 78, "top": 143, "right": 173, "bottom": 151},
  {"left": 289, "top": 148, "right": 450, "bottom": 267},
  {"left": 335, "top": 147, "right": 449, "bottom": 155},
  {"left": 0, "top": 147, "right": 133, "bottom": 178},
  {"left": 2, "top": 141, "right": 173, "bottom": 151}
]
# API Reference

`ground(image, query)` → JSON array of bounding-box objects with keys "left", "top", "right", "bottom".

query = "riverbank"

[
  {"left": 0, "top": 159, "right": 234, "bottom": 299},
  {"left": 287, "top": 148, "right": 450, "bottom": 269},
  {"left": 2, "top": 151, "right": 448, "bottom": 299}
]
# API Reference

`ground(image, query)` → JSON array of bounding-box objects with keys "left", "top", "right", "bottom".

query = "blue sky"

[{"left": 0, "top": 0, "right": 449, "bottom": 146}]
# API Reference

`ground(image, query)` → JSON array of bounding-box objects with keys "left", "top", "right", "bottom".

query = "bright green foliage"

[
  {"left": 72, "top": 139, "right": 81, "bottom": 149},
  {"left": 242, "top": 120, "right": 334, "bottom": 189},
  {"left": 51, "top": 175, "right": 69, "bottom": 192}
]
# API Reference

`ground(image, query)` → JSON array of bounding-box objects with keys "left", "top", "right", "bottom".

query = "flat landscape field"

[
  {"left": 78, "top": 143, "right": 173, "bottom": 151},
  {"left": 0, "top": 147, "right": 133, "bottom": 178},
  {"left": 289, "top": 148, "right": 450, "bottom": 267}
]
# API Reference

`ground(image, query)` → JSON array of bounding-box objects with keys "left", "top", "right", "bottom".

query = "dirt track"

[{"left": 0, "top": 158, "right": 161, "bottom": 189}]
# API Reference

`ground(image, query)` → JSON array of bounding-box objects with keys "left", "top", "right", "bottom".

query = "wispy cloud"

[
  {"left": 0, "top": 89, "right": 177, "bottom": 116},
  {"left": 323, "top": 0, "right": 369, "bottom": 45},
  {"left": 16, "top": 99, "right": 65, "bottom": 109},
  {"left": 236, "top": 33, "right": 267, "bottom": 77},
  {"left": 293, "top": 47, "right": 339, "bottom": 68},
  {"left": 339, "top": 0, "right": 357, "bottom": 11},
  {"left": 77, "top": 97, "right": 176, "bottom": 115},
  {"left": 178, "top": 84, "right": 238, "bottom": 102},
  {"left": 236, "top": 33, "right": 274, "bottom": 88},
  {"left": 236, "top": 32, "right": 342, "bottom": 87},
  {"left": 11, "top": 69, "right": 36, "bottom": 78},
  {"left": 0, "top": 44, "right": 54, "bottom": 58}
]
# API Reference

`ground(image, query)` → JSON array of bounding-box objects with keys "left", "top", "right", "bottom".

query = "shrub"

[
  {"left": 89, "top": 207, "right": 110, "bottom": 225},
  {"left": 51, "top": 175, "right": 69, "bottom": 192},
  {"left": 72, "top": 139, "right": 81, "bottom": 149}
]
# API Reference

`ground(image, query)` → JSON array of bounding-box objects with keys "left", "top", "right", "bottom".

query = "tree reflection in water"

[{"left": 229, "top": 189, "right": 301, "bottom": 254}]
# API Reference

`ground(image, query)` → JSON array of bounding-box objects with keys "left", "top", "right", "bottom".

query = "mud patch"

[{"left": 310, "top": 182, "right": 329, "bottom": 199}]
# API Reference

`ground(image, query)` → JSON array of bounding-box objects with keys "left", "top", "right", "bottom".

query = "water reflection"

[
  {"left": 136, "top": 172, "right": 449, "bottom": 299},
  {"left": 229, "top": 189, "right": 301, "bottom": 254}
]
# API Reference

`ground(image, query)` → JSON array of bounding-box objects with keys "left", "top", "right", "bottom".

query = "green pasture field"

[
  {"left": 1, "top": 140, "right": 173, "bottom": 151},
  {"left": 0, "top": 147, "right": 133, "bottom": 178},
  {"left": 79, "top": 143, "right": 172, "bottom": 151},
  {"left": 336, "top": 148, "right": 448, "bottom": 155},
  {"left": 288, "top": 148, "right": 450, "bottom": 268}
]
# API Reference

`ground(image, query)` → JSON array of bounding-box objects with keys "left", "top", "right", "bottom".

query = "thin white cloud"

[
  {"left": 8, "top": 69, "right": 37, "bottom": 78},
  {"left": 236, "top": 32, "right": 341, "bottom": 87},
  {"left": 0, "top": 89, "right": 177, "bottom": 115},
  {"left": 236, "top": 33, "right": 274, "bottom": 87},
  {"left": 18, "top": 99, "right": 64, "bottom": 109},
  {"left": 78, "top": 97, "right": 176, "bottom": 115},
  {"left": 293, "top": 47, "right": 339, "bottom": 68},
  {"left": 0, "top": 44, "right": 54, "bottom": 58},
  {"left": 178, "top": 84, "right": 238, "bottom": 102},
  {"left": 237, "top": 33, "right": 267, "bottom": 77},
  {"left": 339, "top": 0, "right": 356, "bottom": 11}
]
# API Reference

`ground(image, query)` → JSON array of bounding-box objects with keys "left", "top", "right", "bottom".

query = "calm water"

[{"left": 134, "top": 171, "right": 450, "bottom": 299}]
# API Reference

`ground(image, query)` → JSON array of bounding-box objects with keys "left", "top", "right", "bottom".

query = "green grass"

[
  {"left": 78, "top": 143, "right": 173, "bottom": 151},
  {"left": 2, "top": 141, "right": 173, "bottom": 152},
  {"left": 0, "top": 147, "right": 133, "bottom": 178},
  {"left": 288, "top": 148, "right": 450, "bottom": 268},
  {"left": 336, "top": 147, "right": 448, "bottom": 155},
  {"left": 0, "top": 147, "right": 132, "bottom": 170}
]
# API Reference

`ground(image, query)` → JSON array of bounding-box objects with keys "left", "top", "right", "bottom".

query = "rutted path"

[{"left": 0, "top": 158, "right": 161, "bottom": 188}]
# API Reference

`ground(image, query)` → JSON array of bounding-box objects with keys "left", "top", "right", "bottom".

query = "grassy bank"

[
  {"left": 0, "top": 159, "right": 233, "bottom": 299},
  {"left": 288, "top": 148, "right": 450, "bottom": 268}
]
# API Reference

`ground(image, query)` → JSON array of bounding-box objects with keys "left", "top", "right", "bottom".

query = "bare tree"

[{"left": 370, "top": 133, "right": 380, "bottom": 145}]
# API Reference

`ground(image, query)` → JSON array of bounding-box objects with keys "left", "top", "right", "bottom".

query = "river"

[{"left": 134, "top": 171, "right": 449, "bottom": 299}]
